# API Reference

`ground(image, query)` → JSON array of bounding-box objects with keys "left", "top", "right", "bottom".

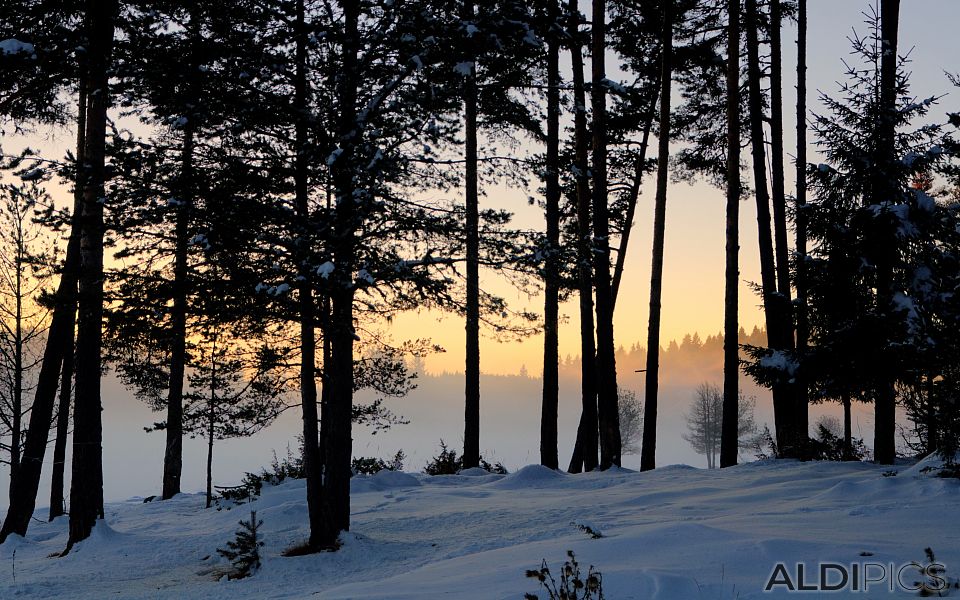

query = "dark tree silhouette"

[{"left": 720, "top": 0, "right": 742, "bottom": 469}]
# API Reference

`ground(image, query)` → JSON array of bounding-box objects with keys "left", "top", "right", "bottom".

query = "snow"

[
  {"left": 325, "top": 149, "right": 343, "bottom": 166},
  {"left": 892, "top": 291, "right": 921, "bottom": 334},
  {"left": 602, "top": 78, "right": 628, "bottom": 95},
  {"left": 355, "top": 269, "right": 374, "bottom": 285},
  {"left": 758, "top": 349, "right": 799, "bottom": 377},
  {"left": 2, "top": 460, "right": 956, "bottom": 599},
  {"left": 316, "top": 261, "right": 335, "bottom": 279},
  {"left": 18, "top": 167, "right": 44, "bottom": 181},
  {"left": 0, "top": 38, "right": 35, "bottom": 57},
  {"left": 189, "top": 233, "right": 211, "bottom": 249}
]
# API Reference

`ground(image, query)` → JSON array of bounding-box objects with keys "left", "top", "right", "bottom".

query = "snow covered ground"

[{"left": 1, "top": 459, "right": 957, "bottom": 599}]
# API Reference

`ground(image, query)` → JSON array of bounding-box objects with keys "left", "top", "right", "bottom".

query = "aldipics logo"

[{"left": 764, "top": 555, "right": 955, "bottom": 594}]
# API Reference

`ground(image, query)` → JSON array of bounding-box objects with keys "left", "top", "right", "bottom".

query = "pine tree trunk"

[
  {"left": 566, "top": 0, "right": 598, "bottom": 474},
  {"left": 67, "top": 0, "right": 119, "bottom": 551},
  {"left": 0, "top": 85, "right": 87, "bottom": 543},
  {"left": 639, "top": 0, "right": 674, "bottom": 473},
  {"left": 842, "top": 394, "right": 852, "bottom": 460},
  {"left": 48, "top": 325, "right": 75, "bottom": 521},
  {"left": 769, "top": 0, "right": 800, "bottom": 452},
  {"left": 540, "top": 0, "right": 561, "bottom": 471},
  {"left": 925, "top": 373, "right": 938, "bottom": 455},
  {"left": 462, "top": 0, "right": 481, "bottom": 471},
  {"left": 591, "top": 0, "right": 621, "bottom": 471},
  {"left": 794, "top": 0, "right": 810, "bottom": 448},
  {"left": 768, "top": 0, "right": 794, "bottom": 336},
  {"left": 872, "top": 0, "right": 900, "bottom": 466},
  {"left": 720, "top": 0, "right": 742, "bottom": 469},
  {"left": 162, "top": 124, "right": 195, "bottom": 501},
  {"left": 293, "top": 0, "right": 325, "bottom": 550},
  {"left": 318, "top": 0, "right": 359, "bottom": 546},
  {"left": 745, "top": 0, "right": 793, "bottom": 457},
  {"left": 205, "top": 337, "right": 217, "bottom": 510},
  {"left": 11, "top": 237, "right": 23, "bottom": 480},
  {"left": 768, "top": 0, "right": 800, "bottom": 454}
]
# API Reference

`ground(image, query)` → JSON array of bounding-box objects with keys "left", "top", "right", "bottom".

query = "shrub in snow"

[
  {"left": 751, "top": 426, "right": 779, "bottom": 460},
  {"left": 423, "top": 440, "right": 460, "bottom": 475},
  {"left": 352, "top": 450, "right": 405, "bottom": 475},
  {"left": 217, "top": 511, "right": 264, "bottom": 579},
  {"left": 423, "top": 440, "right": 507, "bottom": 475},
  {"left": 525, "top": 551, "right": 604, "bottom": 600},
  {"left": 807, "top": 418, "right": 868, "bottom": 462},
  {"left": 572, "top": 521, "right": 603, "bottom": 539},
  {"left": 216, "top": 447, "right": 305, "bottom": 507},
  {"left": 266, "top": 447, "right": 305, "bottom": 482}
]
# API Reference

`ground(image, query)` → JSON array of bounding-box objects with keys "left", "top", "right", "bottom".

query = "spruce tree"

[{"left": 217, "top": 511, "right": 265, "bottom": 579}]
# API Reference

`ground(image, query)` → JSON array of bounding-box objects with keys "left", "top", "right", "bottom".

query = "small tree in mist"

[
  {"left": 618, "top": 389, "right": 643, "bottom": 455},
  {"left": 683, "top": 383, "right": 757, "bottom": 469}
]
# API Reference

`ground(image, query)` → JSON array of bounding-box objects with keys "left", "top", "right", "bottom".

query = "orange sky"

[{"left": 388, "top": 176, "right": 766, "bottom": 376}]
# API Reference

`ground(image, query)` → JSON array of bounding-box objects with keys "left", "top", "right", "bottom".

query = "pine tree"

[
  {"left": 184, "top": 325, "right": 287, "bottom": 509},
  {"left": 68, "top": 0, "right": 120, "bottom": 550},
  {"left": 591, "top": 0, "right": 623, "bottom": 471},
  {"left": 719, "top": 0, "right": 741, "bottom": 469},
  {"left": 639, "top": 0, "right": 674, "bottom": 473},
  {"left": 793, "top": 0, "right": 810, "bottom": 452},
  {"left": 461, "top": 0, "right": 482, "bottom": 470},
  {"left": 539, "top": 0, "right": 562, "bottom": 471},
  {"left": 217, "top": 511, "right": 264, "bottom": 579},
  {"left": 566, "top": 0, "right": 599, "bottom": 474},
  {"left": 743, "top": 0, "right": 796, "bottom": 456}
]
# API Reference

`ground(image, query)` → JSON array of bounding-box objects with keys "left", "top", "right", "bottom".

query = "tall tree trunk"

[
  {"left": 925, "top": 373, "right": 938, "bottom": 456},
  {"left": 205, "top": 334, "right": 217, "bottom": 509},
  {"left": 162, "top": 123, "right": 195, "bottom": 500},
  {"left": 640, "top": 0, "right": 674, "bottom": 473},
  {"left": 317, "top": 0, "right": 359, "bottom": 547},
  {"left": 591, "top": 0, "right": 621, "bottom": 470},
  {"left": 540, "top": 0, "right": 561, "bottom": 471},
  {"left": 768, "top": 0, "right": 793, "bottom": 335},
  {"left": 872, "top": 0, "right": 900, "bottom": 465},
  {"left": 566, "top": 0, "right": 598, "bottom": 474},
  {"left": 720, "top": 0, "right": 742, "bottom": 469},
  {"left": 745, "top": 0, "right": 793, "bottom": 457},
  {"left": 293, "top": 0, "right": 325, "bottom": 550},
  {"left": 842, "top": 394, "right": 853, "bottom": 460},
  {"left": 11, "top": 237, "right": 23, "bottom": 479},
  {"left": 49, "top": 324, "right": 75, "bottom": 521},
  {"left": 0, "top": 89, "right": 87, "bottom": 544},
  {"left": 794, "top": 0, "right": 810, "bottom": 447},
  {"left": 768, "top": 0, "right": 799, "bottom": 453},
  {"left": 67, "top": 0, "right": 119, "bottom": 551},
  {"left": 462, "top": 0, "right": 481, "bottom": 471}
]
